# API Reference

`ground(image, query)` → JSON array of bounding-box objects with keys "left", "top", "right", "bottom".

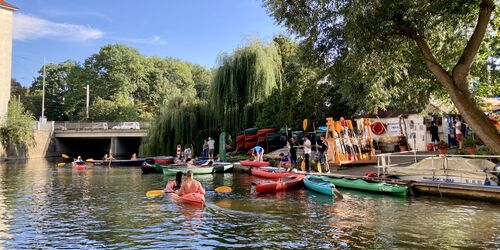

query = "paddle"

[
  {"left": 56, "top": 162, "right": 65, "bottom": 167},
  {"left": 146, "top": 185, "right": 232, "bottom": 197},
  {"left": 301, "top": 119, "right": 308, "bottom": 172},
  {"left": 62, "top": 154, "right": 71, "bottom": 159},
  {"left": 314, "top": 122, "right": 322, "bottom": 173}
]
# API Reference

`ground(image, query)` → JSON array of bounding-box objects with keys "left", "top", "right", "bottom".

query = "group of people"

[
  {"left": 429, "top": 117, "right": 465, "bottom": 150},
  {"left": 251, "top": 136, "right": 330, "bottom": 173},
  {"left": 202, "top": 137, "right": 216, "bottom": 160},
  {"left": 168, "top": 170, "right": 205, "bottom": 196}
]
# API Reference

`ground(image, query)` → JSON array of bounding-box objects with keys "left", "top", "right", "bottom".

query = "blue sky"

[{"left": 11, "top": 0, "right": 287, "bottom": 86}]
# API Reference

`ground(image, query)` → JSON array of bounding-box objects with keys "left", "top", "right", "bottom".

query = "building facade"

[{"left": 0, "top": 0, "right": 17, "bottom": 124}]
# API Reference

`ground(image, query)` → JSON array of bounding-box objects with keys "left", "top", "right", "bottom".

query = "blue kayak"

[{"left": 304, "top": 175, "right": 336, "bottom": 197}]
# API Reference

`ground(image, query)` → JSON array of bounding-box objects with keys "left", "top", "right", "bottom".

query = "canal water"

[{"left": 0, "top": 159, "right": 498, "bottom": 249}]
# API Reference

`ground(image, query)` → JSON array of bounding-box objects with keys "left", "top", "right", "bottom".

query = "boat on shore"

[
  {"left": 320, "top": 176, "right": 408, "bottom": 196},
  {"left": 162, "top": 163, "right": 233, "bottom": 176},
  {"left": 303, "top": 175, "right": 336, "bottom": 196},
  {"left": 252, "top": 174, "right": 304, "bottom": 193},
  {"left": 251, "top": 167, "right": 294, "bottom": 179}
]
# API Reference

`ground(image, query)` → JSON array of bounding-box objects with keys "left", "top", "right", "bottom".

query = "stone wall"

[{"left": 0, "top": 130, "right": 57, "bottom": 160}]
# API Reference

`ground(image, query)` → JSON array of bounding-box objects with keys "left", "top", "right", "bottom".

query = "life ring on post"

[{"left": 371, "top": 122, "right": 386, "bottom": 135}]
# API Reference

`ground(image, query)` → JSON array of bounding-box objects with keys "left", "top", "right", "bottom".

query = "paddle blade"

[
  {"left": 301, "top": 160, "right": 305, "bottom": 171},
  {"left": 317, "top": 162, "right": 322, "bottom": 173},
  {"left": 62, "top": 154, "right": 70, "bottom": 159},
  {"left": 57, "top": 162, "right": 65, "bottom": 167},
  {"left": 146, "top": 190, "right": 164, "bottom": 197},
  {"left": 215, "top": 186, "right": 232, "bottom": 193},
  {"left": 303, "top": 119, "right": 308, "bottom": 131},
  {"left": 86, "top": 158, "right": 93, "bottom": 162}
]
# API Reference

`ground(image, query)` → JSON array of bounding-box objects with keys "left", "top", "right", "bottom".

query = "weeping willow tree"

[
  {"left": 139, "top": 98, "right": 215, "bottom": 156},
  {"left": 141, "top": 39, "right": 284, "bottom": 156},
  {"left": 210, "top": 40, "right": 283, "bottom": 133}
]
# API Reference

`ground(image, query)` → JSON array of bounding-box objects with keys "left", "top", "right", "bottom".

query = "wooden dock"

[{"left": 233, "top": 163, "right": 500, "bottom": 203}]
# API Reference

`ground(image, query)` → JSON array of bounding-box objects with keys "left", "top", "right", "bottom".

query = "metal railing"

[
  {"left": 53, "top": 121, "right": 150, "bottom": 131},
  {"left": 376, "top": 150, "right": 500, "bottom": 176}
]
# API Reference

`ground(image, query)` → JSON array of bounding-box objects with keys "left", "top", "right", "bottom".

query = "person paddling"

[{"left": 177, "top": 170, "right": 205, "bottom": 196}]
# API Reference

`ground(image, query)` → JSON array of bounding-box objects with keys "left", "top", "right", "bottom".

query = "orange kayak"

[
  {"left": 252, "top": 175, "right": 305, "bottom": 193},
  {"left": 72, "top": 161, "right": 86, "bottom": 170},
  {"left": 251, "top": 167, "right": 294, "bottom": 179},
  {"left": 165, "top": 181, "right": 205, "bottom": 207}
]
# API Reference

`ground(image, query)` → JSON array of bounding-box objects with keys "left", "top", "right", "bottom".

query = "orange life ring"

[{"left": 371, "top": 122, "right": 385, "bottom": 135}]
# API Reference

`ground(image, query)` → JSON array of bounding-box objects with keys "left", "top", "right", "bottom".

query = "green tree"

[
  {"left": 264, "top": 0, "right": 500, "bottom": 153},
  {"left": 0, "top": 101, "right": 35, "bottom": 153}
]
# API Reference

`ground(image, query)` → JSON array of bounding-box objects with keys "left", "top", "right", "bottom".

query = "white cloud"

[
  {"left": 110, "top": 35, "right": 168, "bottom": 46},
  {"left": 13, "top": 13, "right": 104, "bottom": 41}
]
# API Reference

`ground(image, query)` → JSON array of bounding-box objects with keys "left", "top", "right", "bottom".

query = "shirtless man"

[{"left": 177, "top": 171, "right": 205, "bottom": 196}]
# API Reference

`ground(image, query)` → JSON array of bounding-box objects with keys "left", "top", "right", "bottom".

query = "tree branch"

[
  {"left": 395, "top": 24, "right": 454, "bottom": 89},
  {"left": 452, "top": 1, "right": 495, "bottom": 90}
]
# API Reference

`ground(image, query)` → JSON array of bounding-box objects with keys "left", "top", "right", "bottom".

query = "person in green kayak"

[
  {"left": 177, "top": 170, "right": 205, "bottom": 196},
  {"left": 251, "top": 145, "right": 264, "bottom": 162}
]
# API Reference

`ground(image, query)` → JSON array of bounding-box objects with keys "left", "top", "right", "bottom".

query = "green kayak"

[
  {"left": 304, "top": 175, "right": 335, "bottom": 197},
  {"left": 162, "top": 163, "right": 233, "bottom": 176},
  {"left": 320, "top": 176, "right": 408, "bottom": 196}
]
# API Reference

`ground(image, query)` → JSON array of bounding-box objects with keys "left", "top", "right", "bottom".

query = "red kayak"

[
  {"left": 251, "top": 167, "right": 294, "bottom": 179},
  {"left": 252, "top": 175, "right": 305, "bottom": 193},
  {"left": 154, "top": 156, "right": 174, "bottom": 165},
  {"left": 165, "top": 181, "right": 205, "bottom": 207},
  {"left": 240, "top": 160, "right": 270, "bottom": 167},
  {"left": 72, "top": 161, "right": 86, "bottom": 170}
]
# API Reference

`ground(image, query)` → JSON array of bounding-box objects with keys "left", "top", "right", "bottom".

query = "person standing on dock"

[
  {"left": 303, "top": 136, "right": 312, "bottom": 172},
  {"left": 202, "top": 139, "right": 209, "bottom": 159},
  {"left": 455, "top": 118, "right": 463, "bottom": 150},
  {"left": 287, "top": 137, "right": 298, "bottom": 169},
  {"left": 207, "top": 137, "right": 215, "bottom": 160},
  {"left": 429, "top": 121, "right": 439, "bottom": 150},
  {"left": 319, "top": 136, "right": 330, "bottom": 172}
]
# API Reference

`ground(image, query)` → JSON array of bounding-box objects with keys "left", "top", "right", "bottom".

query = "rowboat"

[
  {"left": 252, "top": 174, "right": 304, "bottom": 193},
  {"left": 87, "top": 158, "right": 146, "bottom": 167},
  {"left": 162, "top": 163, "right": 233, "bottom": 176},
  {"left": 240, "top": 160, "right": 270, "bottom": 167},
  {"left": 251, "top": 167, "right": 294, "bottom": 179},
  {"left": 303, "top": 175, "right": 336, "bottom": 196},
  {"left": 165, "top": 181, "right": 204, "bottom": 207},
  {"left": 320, "top": 176, "right": 408, "bottom": 196}
]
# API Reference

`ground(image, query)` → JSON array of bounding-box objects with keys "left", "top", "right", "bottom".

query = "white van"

[{"left": 112, "top": 122, "right": 140, "bottom": 130}]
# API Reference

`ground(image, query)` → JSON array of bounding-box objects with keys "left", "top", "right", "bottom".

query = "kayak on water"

[
  {"left": 252, "top": 174, "right": 305, "bottom": 193},
  {"left": 165, "top": 181, "right": 205, "bottom": 207},
  {"left": 240, "top": 160, "right": 270, "bottom": 167},
  {"left": 162, "top": 163, "right": 233, "bottom": 176},
  {"left": 251, "top": 167, "right": 294, "bottom": 179},
  {"left": 303, "top": 175, "right": 336, "bottom": 196},
  {"left": 320, "top": 176, "right": 408, "bottom": 196},
  {"left": 72, "top": 161, "right": 87, "bottom": 170}
]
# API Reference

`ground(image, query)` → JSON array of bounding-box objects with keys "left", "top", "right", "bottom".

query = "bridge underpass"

[{"left": 53, "top": 123, "right": 148, "bottom": 159}]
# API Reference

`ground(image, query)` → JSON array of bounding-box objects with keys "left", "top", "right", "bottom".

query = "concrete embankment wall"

[{"left": 0, "top": 129, "right": 57, "bottom": 160}]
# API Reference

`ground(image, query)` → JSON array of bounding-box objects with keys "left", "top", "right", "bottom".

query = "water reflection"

[{"left": 0, "top": 160, "right": 497, "bottom": 249}]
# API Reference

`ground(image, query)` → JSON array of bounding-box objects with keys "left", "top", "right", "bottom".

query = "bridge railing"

[{"left": 54, "top": 121, "right": 150, "bottom": 131}]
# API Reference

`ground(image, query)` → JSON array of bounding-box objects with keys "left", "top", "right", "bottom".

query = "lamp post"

[{"left": 85, "top": 84, "right": 89, "bottom": 119}]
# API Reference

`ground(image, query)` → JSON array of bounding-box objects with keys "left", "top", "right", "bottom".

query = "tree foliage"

[
  {"left": 0, "top": 101, "right": 35, "bottom": 150},
  {"left": 264, "top": 0, "right": 500, "bottom": 152}
]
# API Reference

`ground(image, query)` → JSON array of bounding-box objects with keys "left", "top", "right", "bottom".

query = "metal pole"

[
  {"left": 86, "top": 84, "right": 89, "bottom": 119},
  {"left": 41, "top": 57, "right": 46, "bottom": 120}
]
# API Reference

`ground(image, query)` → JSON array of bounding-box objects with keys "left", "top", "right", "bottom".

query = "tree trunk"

[
  {"left": 447, "top": 85, "right": 500, "bottom": 154},
  {"left": 409, "top": 1, "right": 500, "bottom": 154}
]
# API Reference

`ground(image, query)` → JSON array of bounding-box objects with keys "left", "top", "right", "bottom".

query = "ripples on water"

[{"left": 0, "top": 158, "right": 498, "bottom": 249}]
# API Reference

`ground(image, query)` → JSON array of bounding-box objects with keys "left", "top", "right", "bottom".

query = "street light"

[{"left": 84, "top": 84, "right": 89, "bottom": 119}]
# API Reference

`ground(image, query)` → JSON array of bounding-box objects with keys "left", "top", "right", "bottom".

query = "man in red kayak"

[{"left": 177, "top": 170, "right": 206, "bottom": 196}]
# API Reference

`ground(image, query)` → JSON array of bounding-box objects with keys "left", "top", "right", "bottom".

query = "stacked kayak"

[
  {"left": 240, "top": 160, "right": 270, "bottom": 167},
  {"left": 253, "top": 174, "right": 304, "bottom": 193},
  {"left": 303, "top": 175, "right": 336, "bottom": 196},
  {"left": 251, "top": 167, "right": 293, "bottom": 179},
  {"left": 321, "top": 176, "right": 408, "bottom": 196},
  {"left": 162, "top": 163, "right": 233, "bottom": 176},
  {"left": 165, "top": 181, "right": 205, "bottom": 207}
]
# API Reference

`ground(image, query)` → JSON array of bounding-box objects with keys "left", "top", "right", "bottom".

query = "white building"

[{"left": 0, "top": 0, "right": 16, "bottom": 125}]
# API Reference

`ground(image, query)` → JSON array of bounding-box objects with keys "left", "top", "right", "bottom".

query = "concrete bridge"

[{"left": 53, "top": 121, "right": 150, "bottom": 158}]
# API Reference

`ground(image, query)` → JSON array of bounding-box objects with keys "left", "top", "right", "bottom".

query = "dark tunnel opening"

[{"left": 56, "top": 137, "right": 143, "bottom": 160}]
